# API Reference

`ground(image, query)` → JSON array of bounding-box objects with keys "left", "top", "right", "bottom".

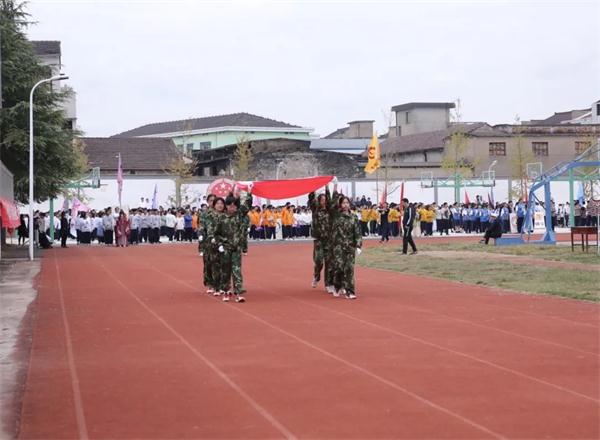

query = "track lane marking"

[
  {"left": 87, "top": 249, "right": 296, "bottom": 440},
  {"left": 53, "top": 250, "right": 90, "bottom": 439}
]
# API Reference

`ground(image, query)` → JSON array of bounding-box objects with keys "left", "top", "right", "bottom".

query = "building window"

[
  {"left": 489, "top": 142, "right": 506, "bottom": 156},
  {"left": 186, "top": 143, "right": 194, "bottom": 152},
  {"left": 532, "top": 142, "right": 549, "bottom": 157},
  {"left": 575, "top": 141, "right": 591, "bottom": 154},
  {"left": 197, "top": 142, "right": 211, "bottom": 150},
  {"left": 405, "top": 112, "right": 410, "bottom": 124}
]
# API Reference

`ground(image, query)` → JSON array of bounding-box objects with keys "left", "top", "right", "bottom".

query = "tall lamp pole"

[
  {"left": 29, "top": 74, "right": 69, "bottom": 261},
  {"left": 488, "top": 159, "right": 498, "bottom": 203}
]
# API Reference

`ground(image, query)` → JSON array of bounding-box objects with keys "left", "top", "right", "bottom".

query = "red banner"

[
  {"left": 0, "top": 198, "right": 20, "bottom": 228},
  {"left": 236, "top": 176, "right": 334, "bottom": 200}
]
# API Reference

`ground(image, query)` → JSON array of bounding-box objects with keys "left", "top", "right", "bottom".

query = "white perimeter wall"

[{"left": 30, "top": 177, "right": 577, "bottom": 212}]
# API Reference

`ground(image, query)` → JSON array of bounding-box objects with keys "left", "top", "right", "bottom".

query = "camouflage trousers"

[
  {"left": 313, "top": 239, "right": 333, "bottom": 285},
  {"left": 331, "top": 246, "right": 356, "bottom": 294},
  {"left": 203, "top": 246, "right": 221, "bottom": 288},
  {"left": 219, "top": 249, "right": 245, "bottom": 295}
]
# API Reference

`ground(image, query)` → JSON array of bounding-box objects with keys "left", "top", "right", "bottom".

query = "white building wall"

[{"left": 30, "top": 177, "right": 577, "bottom": 213}]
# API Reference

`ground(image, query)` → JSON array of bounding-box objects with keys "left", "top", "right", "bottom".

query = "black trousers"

[
  {"left": 104, "top": 230, "right": 114, "bottom": 245},
  {"left": 166, "top": 227, "right": 174, "bottom": 241},
  {"left": 140, "top": 228, "right": 149, "bottom": 242},
  {"left": 61, "top": 231, "right": 68, "bottom": 248},
  {"left": 184, "top": 227, "right": 193, "bottom": 242},
  {"left": 361, "top": 221, "right": 369, "bottom": 236},
  {"left": 484, "top": 230, "right": 502, "bottom": 244},
  {"left": 130, "top": 229, "right": 138, "bottom": 244},
  {"left": 379, "top": 223, "right": 389, "bottom": 241},
  {"left": 517, "top": 217, "right": 524, "bottom": 233},
  {"left": 402, "top": 225, "right": 417, "bottom": 254}
]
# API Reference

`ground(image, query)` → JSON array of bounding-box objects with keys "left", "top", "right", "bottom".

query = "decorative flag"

[
  {"left": 464, "top": 190, "right": 470, "bottom": 205},
  {"left": 380, "top": 185, "right": 387, "bottom": 207},
  {"left": 364, "top": 133, "right": 380, "bottom": 174},
  {"left": 235, "top": 176, "right": 334, "bottom": 200},
  {"left": 208, "top": 178, "right": 236, "bottom": 198},
  {"left": 117, "top": 153, "right": 123, "bottom": 207},
  {"left": 151, "top": 183, "right": 158, "bottom": 209}
]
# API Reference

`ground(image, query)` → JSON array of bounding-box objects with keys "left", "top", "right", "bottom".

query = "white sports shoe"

[
  {"left": 325, "top": 285, "right": 334, "bottom": 294},
  {"left": 213, "top": 291, "right": 223, "bottom": 297},
  {"left": 336, "top": 289, "right": 346, "bottom": 298},
  {"left": 206, "top": 288, "right": 215, "bottom": 295},
  {"left": 346, "top": 293, "right": 357, "bottom": 300},
  {"left": 311, "top": 278, "right": 318, "bottom": 288},
  {"left": 235, "top": 295, "right": 246, "bottom": 303},
  {"left": 332, "top": 290, "right": 340, "bottom": 298},
  {"left": 222, "top": 294, "right": 230, "bottom": 302}
]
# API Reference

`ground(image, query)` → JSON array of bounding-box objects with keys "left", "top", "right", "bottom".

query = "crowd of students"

[{"left": 17, "top": 195, "right": 598, "bottom": 253}]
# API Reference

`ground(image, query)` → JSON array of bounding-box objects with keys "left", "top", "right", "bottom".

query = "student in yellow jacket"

[
  {"left": 281, "top": 204, "right": 294, "bottom": 240},
  {"left": 360, "top": 207, "right": 370, "bottom": 236},
  {"left": 368, "top": 207, "right": 379, "bottom": 235},
  {"left": 388, "top": 205, "right": 401, "bottom": 237}
]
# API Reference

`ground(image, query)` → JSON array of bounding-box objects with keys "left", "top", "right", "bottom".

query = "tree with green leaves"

[
  {"left": 509, "top": 115, "right": 535, "bottom": 201},
  {"left": 0, "top": 0, "right": 87, "bottom": 203},
  {"left": 441, "top": 100, "right": 475, "bottom": 203},
  {"left": 166, "top": 153, "right": 198, "bottom": 207},
  {"left": 441, "top": 100, "right": 473, "bottom": 178},
  {"left": 231, "top": 135, "right": 253, "bottom": 180}
]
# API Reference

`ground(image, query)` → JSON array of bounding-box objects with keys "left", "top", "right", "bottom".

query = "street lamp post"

[
  {"left": 488, "top": 159, "right": 498, "bottom": 204},
  {"left": 29, "top": 74, "right": 69, "bottom": 261}
]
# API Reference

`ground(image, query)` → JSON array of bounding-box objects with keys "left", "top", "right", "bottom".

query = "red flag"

[
  {"left": 464, "top": 190, "right": 470, "bottom": 205},
  {"left": 117, "top": 153, "right": 123, "bottom": 207},
  {"left": 236, "top": 176, "right": 333, "bottom": 200},
  {"left": 380, "top": 186, "right": 387, "bottom": 207}
]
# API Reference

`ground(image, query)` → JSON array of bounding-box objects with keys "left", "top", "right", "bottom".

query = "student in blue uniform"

[{"left": 515, "top": 200, "right": 526, "bottom": 233}]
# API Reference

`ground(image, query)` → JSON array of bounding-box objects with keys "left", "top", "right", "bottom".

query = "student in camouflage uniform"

[
  {"left": 308, "top": 187, "right": 332, "bottom": 290},
  {"left": 240, "top": 208, "right": 250, "bottom": 255},
  {"left": 204, "top": 196, "right": 225, "bottom": 295},
  {"left": 330, "top": 194, "right": 362, "bottom": 299},
  {"left": 214, "top": 191, "right": 253, "bottom": 302}
]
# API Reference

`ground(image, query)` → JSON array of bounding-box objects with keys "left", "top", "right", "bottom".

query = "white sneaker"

[
  {"left": 333, "top": 290, "right": 341, "bottom": 298},
  {"left": 199, "top": 252, "right": 204, "bottom": 256},
  {"left": 222, "top": 294, "right": 230, "bottom": 302},
  {"left": 325, "top": 285, "right": 334, "bottom": 294},
  {"left": 213, "top": 291, "right": 223, "bottom": 297},
  {"left": 311, "top": 278, "right": 318, "bottom": 288},
  {"left": 207, "top": 288, "right": 215, "bottom": 295},
  {"left": 235, "top": 295, "right": 246, "bottom": 303},
  {"left": 346, "top": 293, "right": 357, "bottom": 300},
  {"left": 336, "top": 289, "right": 346, "bottom": 298}
]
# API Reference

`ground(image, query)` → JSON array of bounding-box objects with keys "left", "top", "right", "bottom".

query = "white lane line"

[
  {"left": 53, "top": 250, "right": 90, "bottom": 440},
  {"left": 144, "top": 260, "right": 505, "bottom": 440},
  {"left": 91, "top": 252, "right": 296, "bottom": 440}
]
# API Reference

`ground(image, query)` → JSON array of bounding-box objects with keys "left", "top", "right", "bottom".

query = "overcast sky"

[{"left": 26, "top": 0, "right": 600, "bottom": 137}]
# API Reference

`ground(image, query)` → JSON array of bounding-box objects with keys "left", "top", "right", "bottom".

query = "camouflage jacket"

[
  {"left": 331, "top": 211, "right": 362, "bottom": 251},
  {"left": 308, "top": 188, "right": 331, "bottom": 240},
  {"left": 214, "top": 195, "right": 252, "bottom": 251},
  {"left": 205, "top": 210, "right": 223, "bottom": 245}
]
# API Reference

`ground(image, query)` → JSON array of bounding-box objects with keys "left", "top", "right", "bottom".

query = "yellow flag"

[{"left": 364, "top": 133, "right": 380, "bottom": 174}]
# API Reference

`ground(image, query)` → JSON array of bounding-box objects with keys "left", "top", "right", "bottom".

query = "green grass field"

[{"left": 358, "top": 243, "right": 600, "bottom": 302}]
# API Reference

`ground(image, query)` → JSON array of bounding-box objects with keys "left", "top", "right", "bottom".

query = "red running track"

[{"left": 16, "top": 241, "right": 599, "bottom": 439}]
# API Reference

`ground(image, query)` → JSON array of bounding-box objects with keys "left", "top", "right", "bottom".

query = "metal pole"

[
  {"left": 29, "top": 75, "right": 68, "bottom": 260},
  {"left": 568, "top": 168, "right": 574, "bottom": 227}
]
